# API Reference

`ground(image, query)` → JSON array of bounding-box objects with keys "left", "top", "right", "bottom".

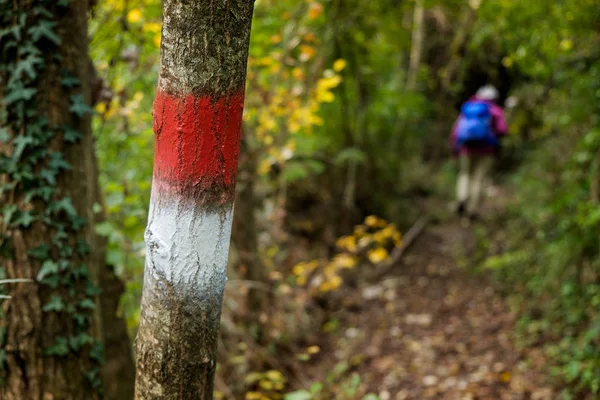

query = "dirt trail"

[{"left": 306, "top": 191, "right": 555, "bottom": 399}]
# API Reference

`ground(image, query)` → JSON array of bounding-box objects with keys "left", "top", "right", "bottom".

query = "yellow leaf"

[
  {"left": 333, "top": 59, "right": 347, "bottom": 72},
  {"left": 299, "top": 44, "right": 317, "bottom": 61},
  {"left": 292, "top": 263, "right": 305, "bottom": 276},
  {"left": 142, "top": 22, "right": 161, "bottom": 33},
  {"left": 560, "top": 39, "right": 573, "bottom": 52},
  {"left": 499, "top": 371, "right": 512, "bottom": 383},
  {"left": 329, "top": 275, "right": 342, "bottom": 289},
  {"left": 270, "top": 34, "right": 282, "bottom": 44},
  {"left": 126, "top": 8, "right": 142, "bottom": 24},
  {"left": 364, "top": 215, "right": 388, "bottom": 228},
  {"left": 245, "top": 392, "right": 263, "bottom": 400},
  {"left": 303, "top": 32, "right": 317, "bottom": 43},
  {"left": 336, "top": 235, "right": 357, "bottom": 252},
  {"left": 319, "top": 281, "right": 333, "bottom": 292},
  {"left": 153, "top": 33, "right": 161, "bottom": 48},
  {"left": 332, "top": 253, "right": 357, "bottom": 269},
  {"left": 258, "top": 159, "right": 272, "bottom": 176},
  {"left": 307, "top": 345, "right": 320, "bottom": 354},
  {"left": 259, "top": 380, "right": 274, "bottom": 390},
  {"left": 95, "top": 102, "right": 106, "bottom": 115},
  {"left": 296, "top": 276, "right": 307, "bottom": 286},
  {"left": 316, "top": 90, "right": 334, "bottom": 103},
  {"left": 308, "top": 2, "right": 324, "bottom": 19},
  {"left": 292, "top": 67, "right": 305, "bottom": 80},
  {"left": 133, "top": 91, "right": 144, "bottom": 102},
  {"left": 368, "top": 247, "right": 389, "bottom": 264},
  {"left": 265, "top": 370, "right": 285, "bottom": 382}
]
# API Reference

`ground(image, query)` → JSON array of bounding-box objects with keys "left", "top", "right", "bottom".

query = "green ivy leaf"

[
  {"left": 69, "top": 94, "right": 95, "bottom": 117},
  {"left": 61, "top": 73, "right": 80, "bottom": 89},
  {"left": 28, "top": 20, "right": 60, "bottom": 45},
  {"left": 69, "top": 333, "right": 93, "bottom": 351},
  {"left": 48, "top": 197, "right": 77, "bottom": 219},
  {"left": 85, "top": 281, "right": 102, "bottom": 297},
  {"left": 0, "top": 127, "right": 10, "bottom": 143},
  {"left": 63, "top": 126, "right": 82, "bottom": 143},
  {"left": 45, "top": 338, "right": 69, "bottom": 357},
  {"left": 28, "top": 243, "right": 50, "bottom": 259},
  {"left": 78, "top": 298, "right": 96, "bottom": 310},
  {"left": 12, "top": 210, "right": 36, "bottom": 228},
  {"left": 76, "top": 240, "right": 91, "bottom": 256},
  {"left": 37, "top": 260, "right": 59, "bottom": 281},
  {"left": 43, "top": 295, "right": 64, "bottom": 312},
  {"left": 48, "top": 152, "right": 71, "bottom": 171},
  {"left": 11, "top": 135, "right": 34, "bottom": 161},
  {"left": 3, "top": 87, "right": 36, "bottom": 105}
]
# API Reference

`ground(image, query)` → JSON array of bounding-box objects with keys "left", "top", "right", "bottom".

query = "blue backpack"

[{"left": 455, "top": 101, "right": 498, "bottom": 147}]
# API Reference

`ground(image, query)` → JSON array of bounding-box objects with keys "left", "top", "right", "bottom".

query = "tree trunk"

[
  {"left": 134, "top": 1, "right": 255, "bottom": 399},
  {"left": 407, "top": 0, "right": 425, "bottom": 91},
  {"left": 233, "top": 130, "right": 266, "bottom": 316},
  {"left": 0, "top": 1, "right": 132, "bottom": 399}
]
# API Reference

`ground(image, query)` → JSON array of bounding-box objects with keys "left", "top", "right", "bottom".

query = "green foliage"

[
  {"left": 471, "top": 1, "right": 600, "bottom": 395},
  {"left": 0, "top": 0, "right": 102, "bottom": 391}
]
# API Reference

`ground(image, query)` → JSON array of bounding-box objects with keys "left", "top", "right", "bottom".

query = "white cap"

[{"left": 476, "top": 85, "right": 499, "bottom": 101}]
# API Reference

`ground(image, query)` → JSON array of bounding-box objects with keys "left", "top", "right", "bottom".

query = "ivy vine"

[{"left": 0, "top": 0, "right": 103, "bottom": 392}]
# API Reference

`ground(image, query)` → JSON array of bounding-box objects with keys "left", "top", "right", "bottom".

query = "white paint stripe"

[{"left": 144, "top": 193, "right": 233, "bottom": 290}]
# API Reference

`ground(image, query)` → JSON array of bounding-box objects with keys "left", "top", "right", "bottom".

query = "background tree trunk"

[
  {"left": 0, "top": 2, "right": 134, "bottom": 399},
  {"left": 134, "top": 1, "right": 255, "bottom": 399},
  {"left": 407, "top": 0, "right": 425, "bottom": 90}
]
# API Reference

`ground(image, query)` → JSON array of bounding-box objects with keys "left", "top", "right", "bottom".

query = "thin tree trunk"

[
  {"left": 407, "top": 0, "right": 425, "bottom": 91},
  {"left": 134, "top": 1, "right": 255, "bottom": 399},
  {"left": 0, "top": 1, "right": 134, "bottom": 398},
  {"left": 233, "top": 130, "right": 266, "bottom": 316}
]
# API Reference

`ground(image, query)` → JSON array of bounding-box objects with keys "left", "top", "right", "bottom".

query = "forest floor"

[{"left": 303, "top": 186, "right": 557, "bottom": 399}]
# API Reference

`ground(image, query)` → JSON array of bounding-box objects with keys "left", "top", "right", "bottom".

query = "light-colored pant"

[{"left": 457, "top": 154, "right": 494, "bottom": 214}]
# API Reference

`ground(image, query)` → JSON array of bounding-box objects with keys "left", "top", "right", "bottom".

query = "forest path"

[{"left": 305, "top": 187, "right": 555, "bottom": 399}]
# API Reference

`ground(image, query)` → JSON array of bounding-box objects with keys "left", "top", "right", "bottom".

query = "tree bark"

[
  {"left": 1, "top": 1, "right": 133, "bottom": 399},
  {"left": 407, "top": 0, "right": 425, "bottom": 91},
  {"left": 134, "top": 1, "right": 255, "bottom": 399},
  {"left": 233, "top": 130, "right": 266, "bottom": 315}
]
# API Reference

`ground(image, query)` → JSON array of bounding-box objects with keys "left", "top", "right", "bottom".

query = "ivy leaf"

[
  {"left": 61, "top": 73, "right": 80, "bottom": 89},
  {"left": 57, "top": 0, "right": 71, "bottom": 7},
  {"left": 73, "top": 313, "right": 88, "bottom": 328},
  {"left": 69, "top": 95, "right": 94, "bottom": 117},
  {"left": 3, "top": 87, "right": 36, "bottom": 105},
  {"left": 78, "top": 298, "right": 96, "bottom": 310},
  {"left": 45, "top": 338, "right": 69, "bottom": 357},
  {"left": 2, "top": 204, "right": 17, "bottom": 225},
  {"left": 11, "top": 135, "right": 34, "bottom": 161},
  {"left": 40, "top": 168, "right": 58, "bottom": 185},
  {"left": 28, "top": 243, "right": 50, "bottom": 259},
  {"left": 0, "top": 127, "right": 10, "bottom": 143},
  {"left": 85, "top": 281, "right": 102, "bottom": 297},
  {"left": 62, "top": 125, "right": 82, "bottom": 143},
  {"left": 37, "top": 260, "right": 59, "bottom": 281},
  {"left": 69, "top": 333, "right": 93, "bottom": 351},
  {"left": 12, "top": 54, "right": 43, "bottom": 82},
  {"left": 12, "top": 211, "right": 36, "bottom": 228},
  {"left": 76, "top": 240, "right": 90, "bottom": 256},
  {"left": 43, "top": 295, "right": 64, "bottom": 312},
  {"left": 48, "top": 197, "right": 77, "bottom": 220},
  {"left": 28, "top": 20, "right": 60, "bottom": 45},
  {"left": 48, "top": 152, "right": 71, "bottom": 171}
]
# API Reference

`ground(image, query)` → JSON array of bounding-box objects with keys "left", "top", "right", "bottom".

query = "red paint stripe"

[{"left": 152, "top": 89, "right": 244, "bottom": 199}]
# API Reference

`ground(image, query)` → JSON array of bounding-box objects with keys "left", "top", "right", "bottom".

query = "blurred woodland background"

[{"left": 2, "top": 0, "right": 600, "bottom": 398}]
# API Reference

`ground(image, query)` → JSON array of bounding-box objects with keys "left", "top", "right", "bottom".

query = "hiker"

[{"left": 450, "top": 85, "right": 507, "bottom": 219}]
